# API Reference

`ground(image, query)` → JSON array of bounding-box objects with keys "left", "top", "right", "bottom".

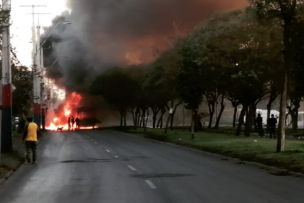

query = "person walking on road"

[
  {"left": 269, "top": 114, "right": 277, "bottom": 139},
  {"left": 22, "top": 117, "right": 39, "bottom": 164},
  {"left": 256, "top": 114, "right": 264, "bottom": 137}
]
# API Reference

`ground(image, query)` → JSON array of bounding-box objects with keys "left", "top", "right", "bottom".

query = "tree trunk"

[
  {"left": 292, "top": 110, "right": 298, "bottom": 131},
  {"left": 160, "top": 115, "right": 163, "bottom": 128},
  {"left": 157, "top": 108, "right": 165, "bottom": 128},
  {"left": 144, "top": 109, "right": 149, "bottom": 132},
  {"left": 123, "top": 110, "right": 127, "bottom": 127},
  {"left": 214, "top": 94, "right": 225, "bottom": 129},
  {"left": 208, "top": 103, "right": 215, "bottom": 128},
  {"left": 153, "top": 115, "right": 157, "bottom": 128},
  {"left": 253, "top": 105, "right": 257, "bottom": 131},
  {"left": 170, "top": 111, "right": 176, "bottom": 130},
  {"left": 233, "top": 105, "right": 237, "bottom": 128},
  {"left": 191, "top": 109, "right": 195, "bottom": 139},
  {"left": 119, "top": 109, "right": 123, "bottom": 127},
  {"left": 132, "top": 111, "right": 137, "bottom": 130},
  {"left": 140, "top": 109, "right": 146, "bottom": 128},
  {"left": 157, "top": 114, "right": 162, "bottom": 128},
  {"left": 266, "top": 101, "right": 271, "bottom": 131},
  {"left": 170, "top": 102, "right": 182, "bottom": 130},
  {"left": 277, "top": 73, "right": 287, "bottom": 152},
  {"left": 152, "top": 107, "right": 160, "bottom": 129},
  {"left": 236, "top": 104, "right": 247, "bottom": 136},
  {"left": 164, "top": 113, "right": 171, "bottom": 134},
  {"left": 244, "top": 103, "right": 255, "bottom": 137}
]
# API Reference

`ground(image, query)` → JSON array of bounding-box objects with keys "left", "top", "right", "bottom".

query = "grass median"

[{"left": 120, "top": 127, "right": 304, "bottom": 174}]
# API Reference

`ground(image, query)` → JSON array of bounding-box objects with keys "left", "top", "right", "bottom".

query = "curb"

[
  {"left": 0, "top": 132, "right": 48, "bottom": 186},
  {"left": 0, "top": 170, "right": 13, "bottom": 185},
  {"left": 116, "top": 130, "right": 304, "bottom": 179}
]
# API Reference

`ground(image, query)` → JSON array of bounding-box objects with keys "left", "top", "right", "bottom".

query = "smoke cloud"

[{"left": 43, "top": 0, "right": 248, "bottom": 92}]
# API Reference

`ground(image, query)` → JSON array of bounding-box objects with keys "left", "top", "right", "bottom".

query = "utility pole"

[
  {"left": 20, "top": 5, "right": 46, "bottom": 126},
  {"left": 0, "top": 0, "right": 12, "bottom": 153}
]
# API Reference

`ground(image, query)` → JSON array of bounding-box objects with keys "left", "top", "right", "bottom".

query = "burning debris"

[{"left": 45, "top": 92, "right": 100, "bottom": 131}]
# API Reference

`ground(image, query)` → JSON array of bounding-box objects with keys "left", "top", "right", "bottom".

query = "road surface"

[{"left": 0, "top": 130, "right": 304, "bottom": 203}]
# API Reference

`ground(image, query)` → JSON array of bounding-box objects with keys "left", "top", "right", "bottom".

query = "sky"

[{"left": 11, "top": 0, "right": 68, "bottom": 66}]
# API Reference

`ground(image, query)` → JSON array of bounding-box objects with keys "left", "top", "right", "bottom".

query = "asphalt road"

[{"left": 0, "top": 130, "right": 304, "bottom": 203}]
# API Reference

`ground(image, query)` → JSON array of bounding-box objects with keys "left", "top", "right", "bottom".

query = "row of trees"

[{"left": 90, "top": 1, "right": 304, "bottom": 152}]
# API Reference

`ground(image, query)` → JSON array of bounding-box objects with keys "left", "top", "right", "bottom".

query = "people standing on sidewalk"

[
  {"left": 269, "top": 114, "right": 277, "bottom": 139},
  {"left": 22, "top": 117, "right": 39, "bottom": 164},
  {"left": 256, "top": 114, "right": 264, "bottom": 137}
]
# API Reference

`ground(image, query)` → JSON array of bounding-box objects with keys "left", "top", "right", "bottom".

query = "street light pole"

[
  {"left": 1, "top": 0, "right": 12, "bottom": 153},
  {"left": 33, "top": 21, "right": 71, "bottom": 126}
]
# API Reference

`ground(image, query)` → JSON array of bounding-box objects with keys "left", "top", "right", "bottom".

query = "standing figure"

[
  {"left": 269, "top": 114, "right": 277, "bottom": 139},
  {"left": 256, "top": 114, "right": 264, "bottom": 137},
  {"left": 68, "top": 117, "right": 71, "bottom": 130},
  {"left": 22, "top": 117, "right": 39, "bottom": 164},
  {"left": 71, "top": 116, "right": 75, "bottom": 129},
  {"left": 75, "top": 117, "right": 80, "bottom": 129}
]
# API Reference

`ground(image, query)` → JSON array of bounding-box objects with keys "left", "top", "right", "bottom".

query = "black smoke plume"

[{"left": 42, "top": 0, "right": 247, "bottom": 93}]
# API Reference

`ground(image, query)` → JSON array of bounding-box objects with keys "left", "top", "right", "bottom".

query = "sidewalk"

[{"left": 0, "top": 130, "right": 45, "bottom": 181}]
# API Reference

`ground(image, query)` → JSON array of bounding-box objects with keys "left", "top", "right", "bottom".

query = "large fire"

[{"left": 45, "top": 92, "right": 94, "bottom": 131}]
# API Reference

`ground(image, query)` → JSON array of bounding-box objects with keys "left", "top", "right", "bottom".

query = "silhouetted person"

[
  {"left": 18, "top": 117, "right": 26, "bottom": 133},
  {"left": 75, "top": 117, "right": 80, "bottom": 129},
  {"left": 71, "top": 116, "right": 75, "bottom": 129},
  {"left": 68, "top": 117, "right": 71, "bottom": 130},
  {"left": 22, "top": 117, "right": 39, "bottom": 164},
  {"left": 256, "top": 114, "right": 264, "bottom": 137},
  {"left": 269, "top": 114, "right": 277, "bottom": 139}
]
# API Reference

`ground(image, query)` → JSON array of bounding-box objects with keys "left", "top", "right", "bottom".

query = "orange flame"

[{"left": 46, "top": 92, "right": 86, "bottom": 131}]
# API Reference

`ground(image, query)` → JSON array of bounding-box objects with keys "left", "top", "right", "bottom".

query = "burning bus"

[
  {"left": 77, "top": 106, "right": 101, "bottom": 129},
  {"left": 46, "top": 92, "right": 101, "bottom": 131}
]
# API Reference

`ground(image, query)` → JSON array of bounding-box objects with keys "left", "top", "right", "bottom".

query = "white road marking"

[
  {"left": 128, "top": 165, "right": 136, "bottom": 171},
  {"left": 145, "top": 180, "right": 157, "bottom": 189},
  {"left": 106, "top": 150, "right": 111, "bottom": 153},
  {"left": 95, "top": 142, "right": 98, "bottom": 144},
  {"left": 114, "top": 156, "right": 119, "bottom": 158}
]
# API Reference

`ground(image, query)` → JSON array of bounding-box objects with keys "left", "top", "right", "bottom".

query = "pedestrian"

[
  {"left": 75, "top": 117, "right": 80, "bottom": 129},
  {"left": 22, "top": 117, "right": 39, "bottom": 164},
  {"left": 18, "top": 117, "right": 25, "bottom": 133},
  {"left": 256, "top": 113, "right": 264, "bottom": 137},
  {"left": 71, "top": 116, "right": 75, "bottom": 129},
  {"left": 269, "top": 114, "right": 277, "bottom": 139},
  {"left": 68, "top": 117, "right": 71, "bottom": 130}
]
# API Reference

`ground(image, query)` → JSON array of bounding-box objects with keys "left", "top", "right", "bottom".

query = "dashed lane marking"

[
  {"left": 114, "top": 156, "right": 119, "bottom": 158},
  {"left": 128, "top": 165, "right": 137, "bottom": 171},
  {"left": 106, "top": 150, "right": 111, "bottom": 153},
  {"left": 145, "top": 180, "right": 157, "bottom": 189}
]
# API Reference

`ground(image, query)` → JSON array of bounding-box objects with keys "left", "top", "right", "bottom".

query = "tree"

[
  {"left": 177, "top": 43, "right": 205, "bottom": 139},
  {"left": 90, "top": 67, "right": 141, "bottom": 127},
  {"left": 143, "top": 65, "right": 171, "bottom": 128},
  {"left": 249, "top": 0, "right": 304, "bottom": 152},
  {"left": 12, "top": 65, "right": 32, "bottom": 117},
  {"left": 187, "top": 9, "right": 281, "bottom": 136}
]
